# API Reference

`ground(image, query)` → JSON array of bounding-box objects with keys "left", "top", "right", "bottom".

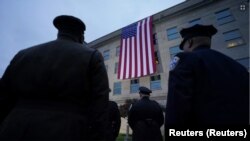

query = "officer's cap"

[
  {"left": 179, "top": 24, "right": 217, "bottom": 50},
  {"left": 139, "top": 86, "right": 152, "bottom": 95},
  {"left": 53, "top": 15, "right": 86, "bottom": 35}
]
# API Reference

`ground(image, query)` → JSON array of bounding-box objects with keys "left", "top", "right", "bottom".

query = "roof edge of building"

[{"left": 87, "top": 0, "right": 216, "bottom": 49}]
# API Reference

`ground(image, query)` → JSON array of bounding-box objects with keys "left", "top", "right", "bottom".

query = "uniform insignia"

[{"left": 170, "top": 56, "right": 180, "bottom": 71}]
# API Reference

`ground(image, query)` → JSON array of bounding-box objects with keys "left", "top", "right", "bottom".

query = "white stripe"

[
  {"left": 146, "top": 17, "right": 154, "bottom": 74},
  {"left": 131, "top": 37, "right": 135, "bottom": 78},
  {"left": 120, "top": 39, "right": 126, "bottom": 79},
  {"left": 141, "top": 19, "right": 147, "bottom": 75},
  {"left": 136, "top": 22, "right": 141, "bottom": 77},
  {"left": 125, "top": 38, "right": 130, "bottom": 79}
]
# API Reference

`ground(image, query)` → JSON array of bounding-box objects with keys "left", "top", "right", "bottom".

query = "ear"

[{"left": 188, "top": 39, "right": 193, "bottom": 48}]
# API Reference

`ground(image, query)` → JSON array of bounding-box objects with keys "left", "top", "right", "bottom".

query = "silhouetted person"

[
  {"left": 107, "top": 100, "right": 121, "bottom": 141},
  {"left": 0, "top": 15, "right": 109, "bottom": 141},
  {"left": 128, "top": 86, "right": 164, "bottom": 141},
  {"left": 165, "top": 24, "right": 249, "bottom": 128}
]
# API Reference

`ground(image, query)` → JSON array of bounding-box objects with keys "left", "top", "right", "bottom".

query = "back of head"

[
  {"left": 139, "top": 86, "right": 152, "bottom": 97},
  {"left": 53, "top": 15, "right": 86, "bottom": 42},
  {"left": 179, "top": 24, "right": 217, "bottom": 50},
  {"left": 192, "top": 36, "right": 211, "bottom": 47}
]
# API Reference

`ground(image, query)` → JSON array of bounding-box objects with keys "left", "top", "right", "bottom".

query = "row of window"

[
  {"left": 166, "top": 8, "right": 235, "bottom": 41},
  {"left": 102, "top": 8, "right": 244, "bottom": 61},
  {"left": 102, "top": 46, "right": 120, "bottom": 61},
  {"left": 113, "top": 75, "right": 161, "bottom": 95},
  {"left": 166, "top": 8, "right": 245, "bottom": 48},
  {"left": 112, "top": 56, "right": 249, "bottom": 95},
  {"left": 112, "top": 57, "right": 249, "bottom": 95},
  {"left": 105, "top": 36, "right": 247, "bottom": 74}
]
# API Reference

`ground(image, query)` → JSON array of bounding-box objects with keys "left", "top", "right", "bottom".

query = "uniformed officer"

[
  {"left": 128, "top": 86, "right": 164, "bottom": 141},
  {"left": 0, "top": 15, "right": 109, "bottom": 140},
  {"left": 165, "top": 24, "right": 249, "bottom": 128}
]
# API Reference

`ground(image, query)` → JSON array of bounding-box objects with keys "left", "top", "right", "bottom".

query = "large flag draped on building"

[{"left": 118, "top": 16, "right": 156, "bottom": 80}]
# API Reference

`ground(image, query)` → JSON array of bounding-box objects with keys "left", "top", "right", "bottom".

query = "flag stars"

[{"left": 122, "top": 24, "right": 137, "bottom": 39}]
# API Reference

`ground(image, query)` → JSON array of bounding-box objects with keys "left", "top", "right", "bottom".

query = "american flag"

[{"left": 118, "top": 16, "right": 156, "bottom": 80}]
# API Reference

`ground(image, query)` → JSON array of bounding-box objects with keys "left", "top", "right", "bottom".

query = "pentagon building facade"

[{"left": 87, "top": 0, "right": 249, "bottom": 106}]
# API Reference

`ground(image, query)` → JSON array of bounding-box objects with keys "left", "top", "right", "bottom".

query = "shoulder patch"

[{"left": 170, "top": 56, "right": 180, "bottom": 71}]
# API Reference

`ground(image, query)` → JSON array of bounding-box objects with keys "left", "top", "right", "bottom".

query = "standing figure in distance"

[
  {"left": 128, "top": 86, "right": 164, "bottom": 141},
  {"left": 107, "top": 100, "right": 121, "bottom": 141},
  {"left": 0, "top": 15, "right": 109, "bottom": 141},
  {"left": 165, "top": 24, "right": 249, "bottom": 128}
]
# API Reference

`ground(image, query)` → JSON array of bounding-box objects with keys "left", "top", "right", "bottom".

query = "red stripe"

[
  {"left": 129, "top": 38, "right": 132, "bottom": 79},
  {"left": 144, "top": 18, "right": 150, "bottom": 75},
  {"left": 134, "top": 37, "right": 138, "bottom": 78},
  {"left": 139, "top": 21, "right": 143, "bottom": 77},
  {"left": 149, "top": 17, "right": 156, "bottom": 73},
  {"left": 123, "top": 40, "right": 128, "bottom": 80}
]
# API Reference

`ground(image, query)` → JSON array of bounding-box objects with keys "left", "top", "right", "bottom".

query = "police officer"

[
  {"left": 107, "top": 100, "right": 121, "bottom": 141},
  {"left": 0, "top": 15, "right": 109, "bottom": 140},
  {"left": 165, "top": 24, "right": 249, "bottom": 127},
  {"left": 128, "top": 86, "right": 164, "bottom": 141}
]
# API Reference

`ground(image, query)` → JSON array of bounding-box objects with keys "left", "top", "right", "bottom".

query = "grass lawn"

[{"left": 116, "top": 133, "right": 132, "bottom": 141}]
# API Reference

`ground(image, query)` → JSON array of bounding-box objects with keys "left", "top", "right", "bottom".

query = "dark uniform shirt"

[
  {"left": 0, "top": 35, "right": 109, "bottom": 141},
  {"left": 165, "top": 46, "right": 249, "bottom": 126},
  {"left": 128, "top": 97, "right": 164, "bottom": 141}
]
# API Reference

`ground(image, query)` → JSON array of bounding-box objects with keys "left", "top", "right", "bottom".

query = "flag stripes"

[{"left": 118, "top": 16, "right": 156, "bottom": 80}]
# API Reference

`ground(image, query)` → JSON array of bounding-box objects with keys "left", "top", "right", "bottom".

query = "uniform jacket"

[
  {"left": 0, "top": 34, "right": 109, "bottom": 141},
  {"left": 128, "top": 97, "right": 164, "bottom": 141},
  {"left": 165, "top": 46, "right": 249, "bottom": 126}
]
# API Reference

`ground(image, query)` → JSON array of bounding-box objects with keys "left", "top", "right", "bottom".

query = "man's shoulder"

[
  {"left": 174, "top": 51, "right": 201, "bottom": 64},
  {"left": 15, "top": 41, "right": 53, "bottom": 56},
  {"left": 175, "top": 51, "right": 199, "bottom": 58},
  {"left": 150, "top": 100, "right": 161, "bottom": 106},
  {"left": 109, "top": 101, "right": 118, "bottom": 108},
  {"left": 170, "top": 52, "right": 199, "bottom": 71}
]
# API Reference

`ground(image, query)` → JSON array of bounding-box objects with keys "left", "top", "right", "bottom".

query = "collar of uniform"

[
  {"left": 57, "top": 32, "right": 79, "bottom": 42},
  {"left": 193, "top": 45, "right": 210, "bottom": 51},
  {"left": 141, "top": 96, "right": 150, "bottom": 100}
]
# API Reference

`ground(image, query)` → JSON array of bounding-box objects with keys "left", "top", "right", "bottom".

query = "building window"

[
  {"left": 103, "top": 50, "right": 110, "bottom": 60},
  {"left": 114, "top": 62, "right": 118, "bottom": 74},
  {"left": 153, "top": 33, "right": 158, "bottom": 45},
  {"left": 155, "top": 51, "right": 160, "bottom": 64},
  {"left": 130, "top": 79, "right": 139, "bottom": 93},
  {"left": 150, "top": 75, "right": 161, "bottom": 90},
  {"left": 113, "top": 82, "right": 121, "bottom": 95},
  {"left": 215, "top": 8, "right": 234, "bottom": 25},
  {"left": 236, "top": 57, "right": 249, "bottom": 69},
  {"left": 166, "top": 26, "right": 180, "bottom": 40},
  {"left": 169, "top": 45, "right": 182, "bottom": 59},
  {"left": 116, "top": 46, "right": 120, "bottom": 56},
  {"left": 189, "top": 18, "right": 201, "bottom": 26},
  {"left": 223, "top": 29, "right": 244, "bottom": 48}
]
